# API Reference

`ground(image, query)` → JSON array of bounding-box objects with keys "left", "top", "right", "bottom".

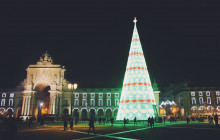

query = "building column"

[
  {"left": 79, "top": 110, "right": 82, "bottom": 121},
  {"left": 27, "top": 96, "right": 31, "bottom": 116},
  {"left": 49, "top": 95, "right": 56, "bottom": 114},
  {"left": 24, "top": 96, "right": 28, "bottom": 116},
  {"left": 87, "top": 109, "right": 90, "bottom": 119},
  {"left": 49, "top": 91, "right": 57, "bottom": 115},
  {"left": 21, "top": 96, "right": 26, "bottom": 116}
]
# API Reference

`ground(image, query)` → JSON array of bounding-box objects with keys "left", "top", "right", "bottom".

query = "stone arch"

[
  {"left": 34, "top": 83, "right": 51, "bottom": 116},
  {"left": 81, "top": 109, "right": 87, "bottom": 121},
  {"left": 97, "top": 108, "right": 104, "bottom": 117},
  {"left": 106, "top": 108, "right": 112, "bottom": 118}
]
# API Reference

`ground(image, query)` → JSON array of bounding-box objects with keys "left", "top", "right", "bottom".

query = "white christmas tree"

[{"left": 116, "top": 18, "right": 156, "bottom": 120}]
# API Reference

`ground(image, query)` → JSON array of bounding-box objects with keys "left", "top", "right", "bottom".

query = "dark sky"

[{"left": 1, "top": 1, "right": 220, "bottom": 89}]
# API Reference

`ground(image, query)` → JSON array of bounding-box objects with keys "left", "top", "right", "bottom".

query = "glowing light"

[
  {"left": 68, "top": 84, "right": 72, "bottom": 89},
  {"left": 116, "top": 18, "right": 156, "bottom": 120},
  {"left": 73, "top": 83, "right": 78, "bottom": 89}
]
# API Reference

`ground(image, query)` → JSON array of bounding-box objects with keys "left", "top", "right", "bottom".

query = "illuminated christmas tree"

[{"left": 116, "top": 18, "right": 156, "bottom": 120}]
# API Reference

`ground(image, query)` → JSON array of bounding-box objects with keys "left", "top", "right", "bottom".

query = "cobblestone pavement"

[{"left": 2, "top": 121, "right": 220, "bottom": 140}]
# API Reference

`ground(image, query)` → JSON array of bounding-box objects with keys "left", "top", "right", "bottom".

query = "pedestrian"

[
  {"left": 186, "top": 116, "right": 190, "bottom": 124},
  {"left": 110, "top": 117, "right": 114, "bottom": 126},
  {"left": 124, "top": 118, "right": 126, "bottom": 126},
  {"left": 28, "top": 117, "right": 33, "bottom": 127},
  {"left": 88, "top": 117, "right": 95, "bottom": 135},
  {"left": 163, "top": 117, "right": 166, "bottom": 123},
  {"left": 147, "top": 117, "right": 150, "bottom": 127},
  {"left": 134, "top": 117, "right": 137, "bottom": 126},
  {"left": 151, "top": 117, "right": 154, "bottom": 128},
  {"left": 64, "top": 119, "right": 68, "bottom": 130},
  {"left": 70, "top": 118, "right": 74, "bottom": 130},
  {"left": 214, "top": 113, "right": 219, "bottom": 128}
]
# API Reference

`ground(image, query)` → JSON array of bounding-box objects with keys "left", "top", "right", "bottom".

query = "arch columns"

[
  {"left": 21, "top": 91, "right": 34, "bottom": 118},
  {"left": 49, "top": 90, "right": 58, "bottom": 114}
]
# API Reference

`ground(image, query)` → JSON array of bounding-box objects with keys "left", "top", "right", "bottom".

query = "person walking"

[
  {"left": 134, "top": 117, "right": 137, "bottom": 126},
  {"left": 147, "top": 117, "right": 150, "bottom": 127},
  {"left": 214, "top": 113, "right": 219, "bottom": 128},
  {"left": 70, "top": 118, "right": 74, "bottom": 130},
  {"left": 64, "top": 119, "right": 68, "bottom": 130},
  {"left": 151, "top": 117, "right": 154, "bottom": 128},
  {"left": 28, "top": 117, "right": 33, "bottom": 127},
  {"left": 186, "top": 116, "right": 190, "bottom": 124},
  {"left": 110, "top": 117, "right": 114, "bottom": 126},
  {"left": 163, "top": 117, "right": 166, "bottom": 123},
  {"left": 88, "top": 117, "right": 95, "bottom": 135},
  {"left": 124, "top": 118, "right": 126, "bottom": 126}
]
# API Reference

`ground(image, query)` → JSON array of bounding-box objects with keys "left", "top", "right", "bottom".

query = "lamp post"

[
  {"left": 68, "top": 83, "right": 78, "bottom": 117},
  {"left": 40, "top": 102, "right": 43, "bottom": 116}
]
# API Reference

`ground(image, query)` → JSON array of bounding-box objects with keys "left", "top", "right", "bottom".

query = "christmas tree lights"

[{"left": 116, "top": 18, "right": 156, "bottom": 120}]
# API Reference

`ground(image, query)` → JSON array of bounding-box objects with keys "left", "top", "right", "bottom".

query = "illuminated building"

[
  {"left": 0, "top": 19, "right": 160, "bottom": 120},
  {"left": 175, "top": 87, "right": 220, "bottom": 118}
]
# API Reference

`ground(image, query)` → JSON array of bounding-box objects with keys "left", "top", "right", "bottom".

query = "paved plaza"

[{"left": 1, "top": 121, "right": 220, "bottom": 140}]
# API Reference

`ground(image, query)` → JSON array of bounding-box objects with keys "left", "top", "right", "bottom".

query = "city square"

[
  {"left": 1, "top": 1, "right": 220, "bottom": 140},
  {"left": 1, "top": 121, "right": 220, "bottom": 140}
]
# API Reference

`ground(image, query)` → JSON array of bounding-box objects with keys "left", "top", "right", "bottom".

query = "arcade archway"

[
  {"left": 98, "top": 109, "right": 104, "bottom": 117},
  {"left": 34, "top": 83, "right": 50, "bottom": 116},
  {"left": 90, "top": 109, "right": 96, "bottom": 119},
  {"left": 81, "top": 109, "right": 87, "bottom": 121}
]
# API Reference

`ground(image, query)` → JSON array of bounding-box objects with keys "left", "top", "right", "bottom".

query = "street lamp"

[
  {"left": 40, "top": 102, "right": 43, "bottom": 116},
  {"left": 68, "top": 83, "right": 78, "bottom": 90}
]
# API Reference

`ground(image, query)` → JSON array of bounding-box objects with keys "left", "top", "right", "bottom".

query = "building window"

[
  {"left": 217, "top": 97, "right": 220, "bottom": 105},
  {"left": 115, "top": 99, "right": 119, "bottom": 106},
  {"left": 99, "top": 93, "right": 103, "bottom": 98},
  {"left": 10, "top": 93, "right": 14, "bottom": 98},
  {"left": 191, "top": 92, "right": 195, "bottom": 96},
  {"left": 199, "top": 97, "right": 204, "bottom": 105},
  {"left": 90, "top": 99, "right": 95, "bottom": 106},
  {"left": 99, "top": 99, "right": 103, "bottom": 106},
  {"left": 107, "top": 93, "right": 111, "bottom": 98},
  {"left": 207, "top": 97, "right": 211, "bottom": 104},
  {"left": 216, "top": 91, "right": 220, "bottom": 96},
  {"left": 83, "top": 93, "right": 87, "bottom": 98},
  {"left": 107, "top": 99, "right": 111, "bottom": 106},
  {"left": 9, "top": 99, "right": 13, "bottom": 106},
  {"left": 91, "top": 93, "right": 95, "bottom": 98},
  {"left": 206, "top": 91, "right": 210, "bottom": 96},
  {"left": 192, "top": 98, "right": 196, "bottom": 105},
  {"left": 2, "top": 93, "right": 6, "bottom": 98},
  {"left": 115, "top": 93, "right": 119, "bottom": 97},
  {"left": 74, "top": 99, "right": 79, "bottom": 106},
  {"left": 199, "top": 92, "right": 203, "bottom": 96},
  {"left": 82, "top": 99, "right": 87, "bottom": 107},
  {"left": 75, "top": 93, "right": 79, "bottom": 98},
  {"left": 1, "top": 99, "right": 5, "bottom": 106}
]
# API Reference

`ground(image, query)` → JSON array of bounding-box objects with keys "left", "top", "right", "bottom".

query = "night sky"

[{"left": 1, "top": 1, "right": 220, "bottom": 89}]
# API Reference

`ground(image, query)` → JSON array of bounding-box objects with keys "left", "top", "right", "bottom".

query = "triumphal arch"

[{"left": 21, "top": 52, "right": 69, "bottom": 118}]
